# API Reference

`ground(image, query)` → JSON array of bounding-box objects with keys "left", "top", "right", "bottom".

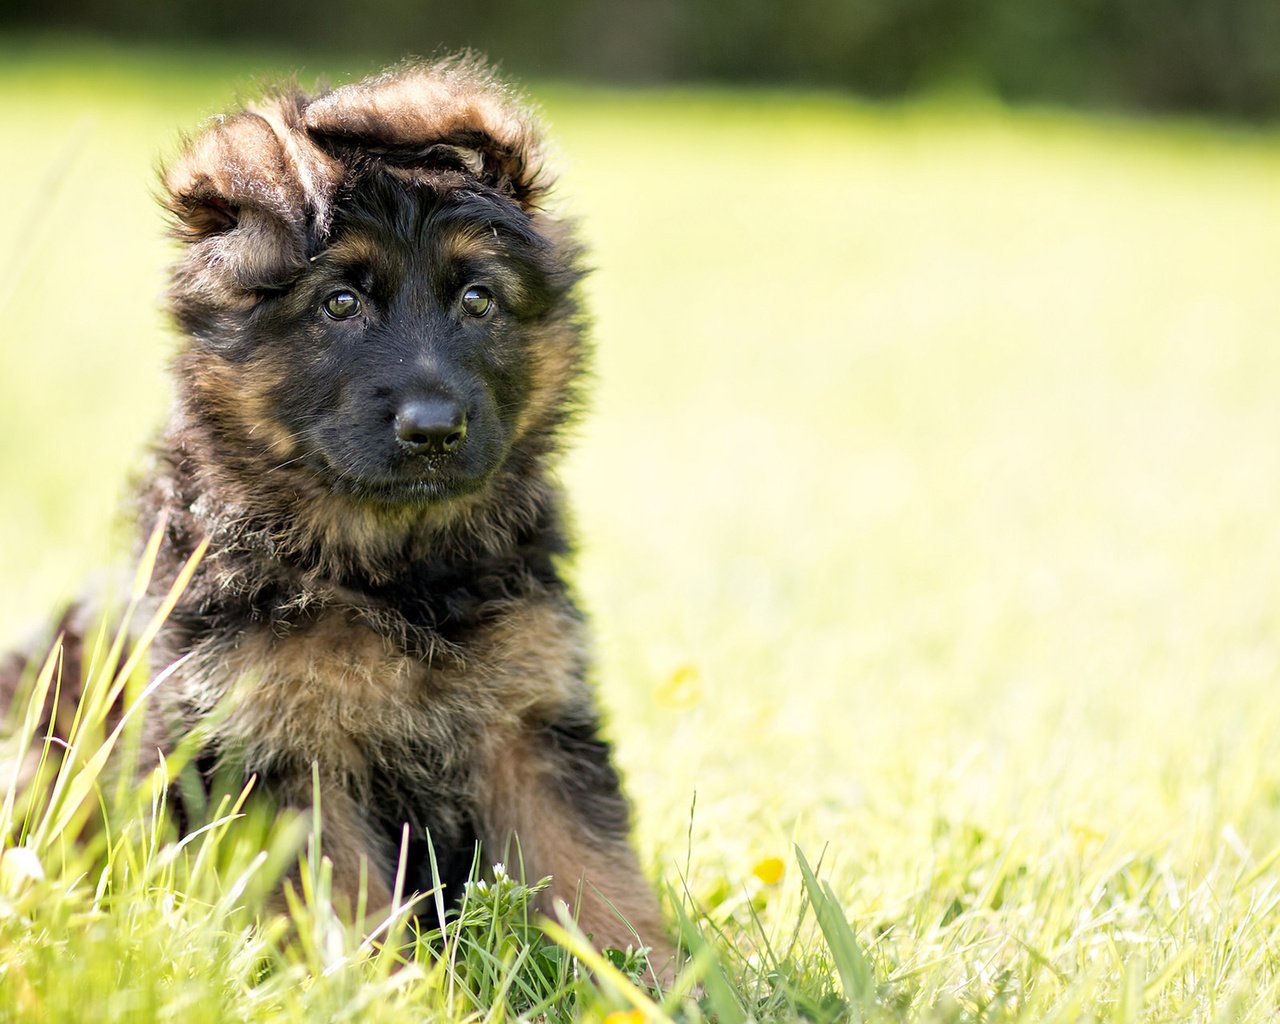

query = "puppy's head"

[{"left": 162, "top": 61, "right": 584, "bottom": 516}]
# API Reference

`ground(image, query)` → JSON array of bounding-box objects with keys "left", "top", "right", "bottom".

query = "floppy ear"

[
  {"left": 301, "top": 60, "right": 549, "bottom": 209},
  {"left": 163, "top": 109, "right": 329, "bottom": 293}
]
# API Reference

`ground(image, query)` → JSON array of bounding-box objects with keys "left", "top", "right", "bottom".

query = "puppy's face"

[
  {"left": 227, "top": 176, "right": 568, "bottom": 505},
  {"left": 162, "top": 64, "right": 583, "bottom": 513}
]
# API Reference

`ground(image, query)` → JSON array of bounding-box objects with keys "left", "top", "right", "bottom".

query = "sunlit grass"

[{"left": 3, "top": 36, "right": 1280, "bottom": 1021}]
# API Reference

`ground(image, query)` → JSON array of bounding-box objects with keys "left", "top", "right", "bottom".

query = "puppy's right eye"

[
  {"left": 460, "top": 285, "right": 495, "bottom": 318},
  {"left": 322, "top": 291, "right": 362, "bottom": 320}
]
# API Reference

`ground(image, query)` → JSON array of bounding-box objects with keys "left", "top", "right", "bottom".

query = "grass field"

[{"left": 3, "top": 36, "right": 1280, "bottom": 1022}]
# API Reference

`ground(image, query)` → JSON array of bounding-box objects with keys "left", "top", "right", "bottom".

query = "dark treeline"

[{"left": 10, "top": 0, "right": 1280, "bottom": 119}]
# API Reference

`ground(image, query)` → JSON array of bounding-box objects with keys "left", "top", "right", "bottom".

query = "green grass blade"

[
  {"left": 542, "top": 913, "right": 673, "bottom": 1022},
  {"left": 668, "top": 890, "right": 746, "bottom": 1024},
  {"left": 795, "top": 845, "right": 875, "bottom": 1017}
]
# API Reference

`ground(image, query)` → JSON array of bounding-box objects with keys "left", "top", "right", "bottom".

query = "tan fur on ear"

[
  {"left": 161, "top": 60, "right": 550, "bottom": 301},
  {"left": 163, "top": 107, "right": 340, "bottom": 292},
  {"left": 301, "top": 60, "right": 549, "bottom": 208}
]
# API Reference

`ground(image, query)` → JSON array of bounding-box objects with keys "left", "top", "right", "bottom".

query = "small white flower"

[{"left": 0, "top": 846, "right": 44, "bottom": 892}]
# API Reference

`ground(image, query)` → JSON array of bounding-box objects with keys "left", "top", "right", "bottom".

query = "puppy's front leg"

[
  {"left": 271, "top": 774, "right": 395, "bottom": 918},
  {"left": 479, "top": 710, "right": 675, "bottom": 983}
]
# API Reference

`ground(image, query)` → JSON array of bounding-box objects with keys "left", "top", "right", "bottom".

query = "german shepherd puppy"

[{"left": 3, "top": 59, "right": 671, "bottom": 970}]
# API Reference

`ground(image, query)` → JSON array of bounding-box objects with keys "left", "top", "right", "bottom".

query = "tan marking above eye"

[{"left": 323, "top": 234, "right": 384, "bottom": 268}]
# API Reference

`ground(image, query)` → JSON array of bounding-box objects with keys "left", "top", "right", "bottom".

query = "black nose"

[{"left": 395, "top": 398, "right": 468, "bottom": 454}]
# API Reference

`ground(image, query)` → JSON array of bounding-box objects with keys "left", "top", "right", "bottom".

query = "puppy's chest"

[{"left": 181, "top": 612, "right": 490, "bottom": 769}]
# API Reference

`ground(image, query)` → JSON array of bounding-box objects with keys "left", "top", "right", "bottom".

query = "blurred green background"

[{"left": 7, "top": 0, "right": 1280, "bottom": 117}]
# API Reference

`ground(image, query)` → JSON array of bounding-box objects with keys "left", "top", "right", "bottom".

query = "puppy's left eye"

[
  {"left": 323, "top": 290, "right": 362, "bottom": 320},
  {"left": 460, "top": 285, "right": 495, "bottom": 318}
]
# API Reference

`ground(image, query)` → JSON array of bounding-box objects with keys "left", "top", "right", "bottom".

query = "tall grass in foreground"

[{"left": 6, "top": 548, "right": 1279, "bottom": 1024}]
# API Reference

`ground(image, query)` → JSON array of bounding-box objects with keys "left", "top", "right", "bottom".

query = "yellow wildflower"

[
  {"left": 752, "top": 856, "right": 786, "bottom": 886},
  {"left": 602, "top": 1010, "right": 647, "bottom": 1024},
  {"left": 654, "top": 663, "right": 702, "bottom": 711}
]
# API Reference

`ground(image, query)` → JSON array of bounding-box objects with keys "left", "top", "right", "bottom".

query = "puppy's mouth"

[{"left": 328, "top": 466, "right": 491, "bottom": 507}]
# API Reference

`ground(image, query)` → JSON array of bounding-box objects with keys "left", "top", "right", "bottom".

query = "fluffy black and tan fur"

[{"left": 2, "top": 59, "right": 670, "bottom": 967}]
